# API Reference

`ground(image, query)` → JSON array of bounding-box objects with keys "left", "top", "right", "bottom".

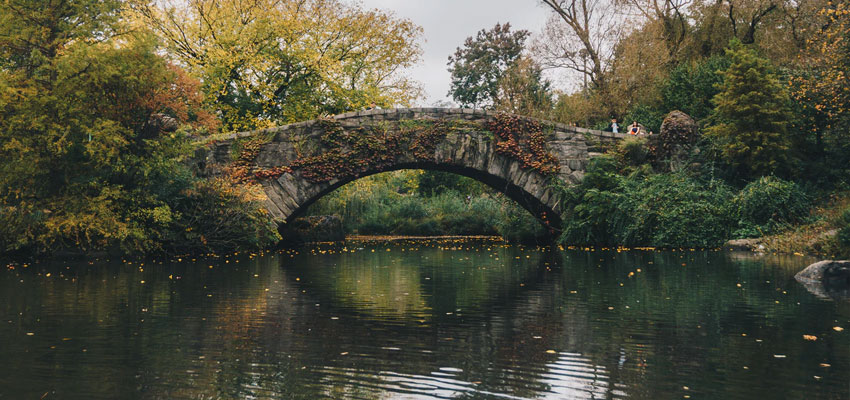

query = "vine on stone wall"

[
  {"left": 287, "top": 118, "right": 454, "bottom": 183},
  {"left": 223, "top": 138, "right": 266, "bottom": 183},
  {"left": 486, "top": 114, "right": 560, "bottom": 176},
  {"left": 230, "top": 114, "right": 560, "bottom": 185}
]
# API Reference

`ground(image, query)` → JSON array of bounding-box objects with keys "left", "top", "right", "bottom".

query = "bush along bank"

[{"left": 554, "top": 140, "right": 815, "bottom": 250}]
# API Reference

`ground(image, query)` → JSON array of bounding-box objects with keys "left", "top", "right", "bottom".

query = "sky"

[{"left": 356, "top": 0, "right": 553, "bottom": 106}]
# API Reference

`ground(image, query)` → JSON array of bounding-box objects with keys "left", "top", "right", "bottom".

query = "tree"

[
  {"left": 705, "top": 40, "right": 795, "bottom": 179},
  {"left": 614, "top": 0, "right": 691, "bottom": 63},
  {"left": 605, "top": 19, "right": 673, "bottom": 117},
  {"left": 723, "top": 0, "right": 781, "bottom": 44},
  {"left": 0, "top": 0, "right": 276, "bottom": 255},
  {"left": 661, "top": 55, "right": 731, "bottom": 122},
  {"left": 791, "top": 2, "right": 850, "bottom": 151},
  {"left": 447, "top": 23, "right": 529, "bottom": 108},
  {"left": 132, "top": 0, "right": 423, "bottom": 130},
  {"left": 535, "top": 0, "right": 623, "bottom": 95},
  {"left": 493, "top": 57, "right": 553, "bottom": 117}
]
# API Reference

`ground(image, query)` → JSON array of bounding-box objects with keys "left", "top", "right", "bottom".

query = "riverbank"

[{"left": 723, "top": 193, "right": 850, "bottom": 258}]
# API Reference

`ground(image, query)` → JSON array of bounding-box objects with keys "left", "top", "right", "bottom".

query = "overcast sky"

[{"left": 356, "top": 0, "right": 552, "bottom": 106}]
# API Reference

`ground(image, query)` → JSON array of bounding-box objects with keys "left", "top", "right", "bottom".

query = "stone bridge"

[{"left": 195, "top": 108, "right": 628, "bottom": 236}]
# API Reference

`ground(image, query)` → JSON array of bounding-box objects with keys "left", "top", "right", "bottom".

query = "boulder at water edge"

[{"left": 795, "top": 260, "right": 850, "bottom": 300}]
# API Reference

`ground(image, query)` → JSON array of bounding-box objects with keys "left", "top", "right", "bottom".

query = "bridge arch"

[{"left": 197, "top": 108, "right": 627, "bottom": 237}]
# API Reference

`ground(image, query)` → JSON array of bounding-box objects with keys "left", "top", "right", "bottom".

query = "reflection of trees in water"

[
  {"left": 551, "top": 250, "right": 848, "bottom": 399},
  {"left": 2, "top": 248, "right": 847, "bottom": 399}
]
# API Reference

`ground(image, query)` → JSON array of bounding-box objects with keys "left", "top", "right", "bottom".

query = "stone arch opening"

[{"left": 280, "top": 164, "right": 562, "bottom": 239}]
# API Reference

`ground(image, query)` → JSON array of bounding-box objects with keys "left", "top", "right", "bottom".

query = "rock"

[
  {"left": 143, "top": 113, "right": 180, "bottom": 137},
  {"left": 795, "top": 260, "right": 850, "bottom": 286},
  {"left": 649, "top": 110, "right": 699, "bottom": 171},
  {"left": 279, "top": 215, "right": 345, "bottom": 244},
  {"left": 795, "top": 260, "right": 850, "bottom": 300},
  {"left": 725, "top": 238, "right": 762, "bottom": 251}
]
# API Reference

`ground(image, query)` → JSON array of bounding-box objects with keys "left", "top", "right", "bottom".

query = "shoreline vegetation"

[{"left": 2, "top": 1, "right": 849, "bottom": 262}]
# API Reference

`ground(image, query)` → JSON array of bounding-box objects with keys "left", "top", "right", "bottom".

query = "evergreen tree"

[{"left": 706, "top": 40, "right": 795, "bottom": 179}]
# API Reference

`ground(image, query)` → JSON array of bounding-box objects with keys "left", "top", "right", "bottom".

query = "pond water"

[{"left": 1, "top": 239, "right": 848, "bottom": 399}]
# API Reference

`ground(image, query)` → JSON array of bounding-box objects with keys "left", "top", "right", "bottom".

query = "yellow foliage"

[{"left": 131, "top": 0, "right": 423, "bottom": 129}]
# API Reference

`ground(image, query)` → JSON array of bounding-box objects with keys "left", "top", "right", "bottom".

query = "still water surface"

[{"left": 1, "top": 239, "right": 848, "bottom": 399}]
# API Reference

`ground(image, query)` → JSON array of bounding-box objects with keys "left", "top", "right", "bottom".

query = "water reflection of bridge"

[
  {"left": 274, "top": 243, "right": 622, "bottom": 399},
  {"left": 8, "top": 247, "right": 829, "bottom": 398}
]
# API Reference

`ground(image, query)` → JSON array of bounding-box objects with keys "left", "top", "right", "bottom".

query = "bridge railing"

[
  {"left": 329, "top": 107, "right": 630, "bottom": 141},
  {"left": 196, "top": 107, "right": 631, "bottom": 145}
]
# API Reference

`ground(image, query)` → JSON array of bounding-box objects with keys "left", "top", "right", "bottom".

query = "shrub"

[
  {"left": 622, "top": 175, "right": 736, "bottom": 247},
  {"left": 168, "top": 179, "right": 281, "bottom": 254},
  {"left": 733, "top": 176, "right": 810, "bottom": 237},
  {"left": 392, "top": 196, "right": 429, "bottom": 220},
  {"left": 559, "top": 171, "right": 737, "bottom": 248},
  {"left": 834, "top": 208, "right": 850, "bottom": 258},
  {"left": 614, "top": 137, "right": 650, "bottom": 167},
  {"left": 495, "top": 201, "right": 548, "bottom": 243}
]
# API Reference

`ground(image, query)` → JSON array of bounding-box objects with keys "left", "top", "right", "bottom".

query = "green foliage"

[
  {"left": 614, "top": 137, "right": 650, "bottom": 167},
  {"left": 494, "top": 201, "right": 549, "bottom": 243},
  {"left": 348, "top": 192, "right": 504, "bottom": 236},
  {"left": 705, "top": 41, "right": 796, "bottom": 179},
  {"left": 661, "top": 56, "right": 731, "bottom": 122},
  {"left": 493, "top": 57, "right": 553, "bottom": 118},
  {"left": 166, "top": 179, "right": 280, "bottom": 254},
  {"left": 306, "top": 170, "right": 547, "bottom": 242},
  {"left": 733, "top": 176, "right": 810, "bottom": 237},
  {"left": 559, "top": 156, "right": 737, "bottom": 248},
  {"left": 622, "top": 104, "right": 665, "bottom": 134},
  {"left": 447, "top": 23, "right": 529, "bottom": 107},
  {"left": 418, "top": 171, "right": 485, "bottom": 197},
  {"left": 835, "top": 209, "right": 850, "bottom": 258},
  {"left": 620, "top": 175, "right": 736, "bottom": 247}
]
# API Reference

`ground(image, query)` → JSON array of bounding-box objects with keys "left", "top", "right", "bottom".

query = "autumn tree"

[
  {"left": 446, "top": 23, "right": 530, "bottom": 108},
  {"left": 493, "top": 57, "right": 553, "bottom": 117},
  {"left": 0, "top": 0, "right": 276, "bottom": 255},
  {"left": 792, "top": 2, "right": 850, "bottom": 152},
  {"left": 132, "top": 0, "right": 423, "bottom": 130},
  {"left": 614, "top": 0, "right": 691, "bottom": 62},
  {"left": 706, "top": 41, "right": 795, "bottom": 179}
]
